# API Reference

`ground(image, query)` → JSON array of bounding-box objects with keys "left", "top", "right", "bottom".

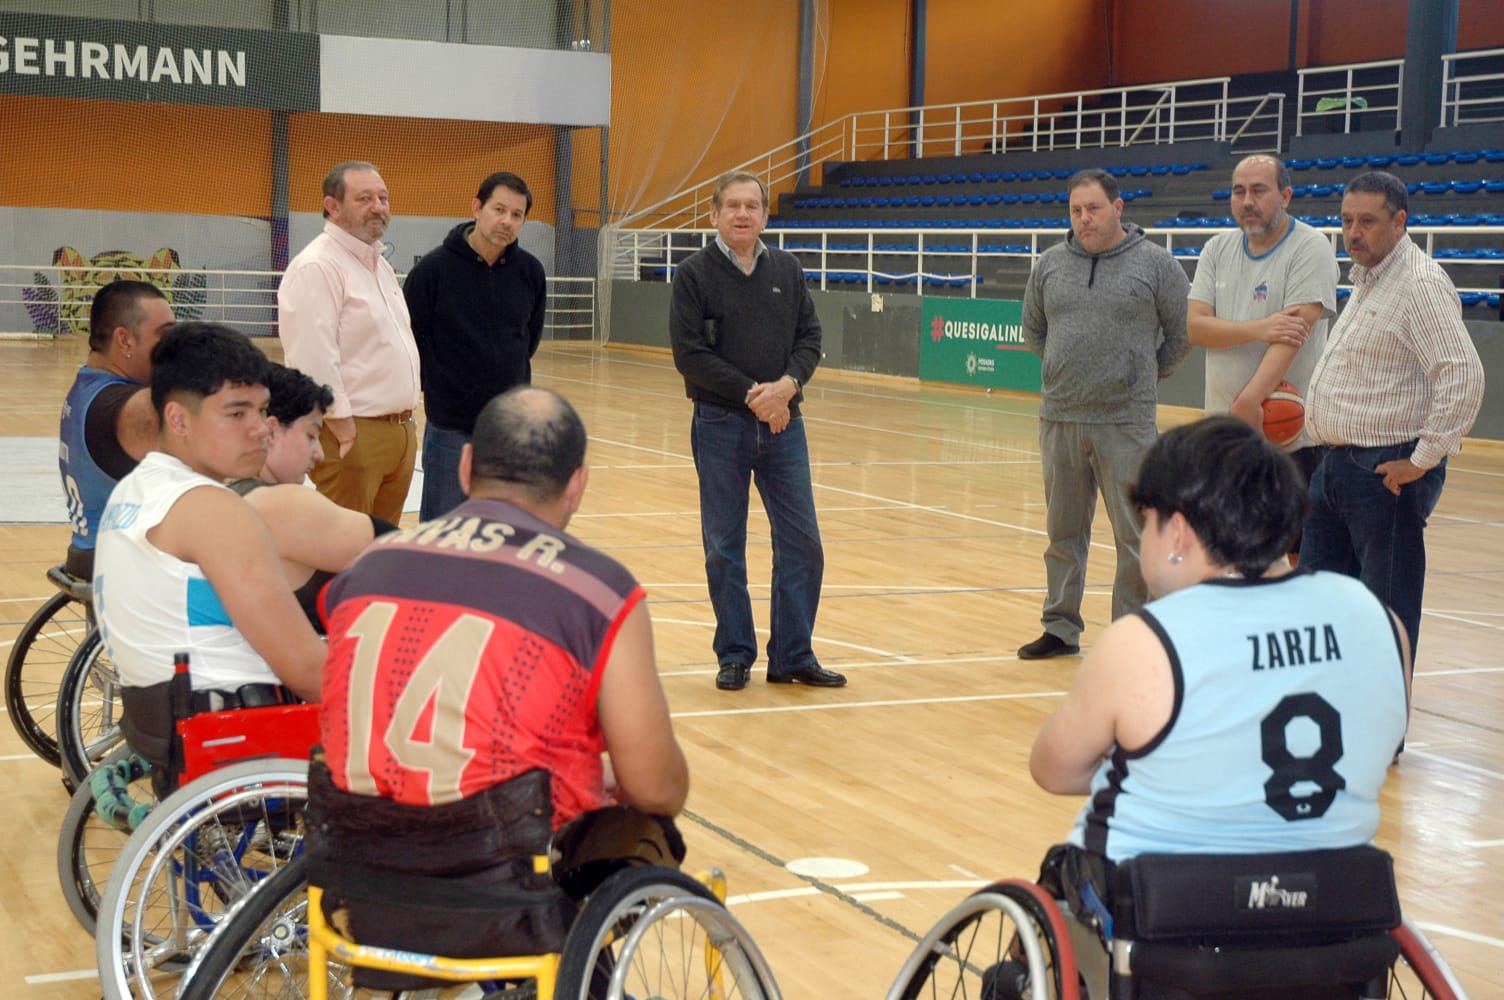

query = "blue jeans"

[
  {"left": 690, "top": 401, "right": 824, "bottom": 674},
  {"left": 1299, "top": 442, "right": 1446, "bottom": 656},
  {"left": 420, "top": 421, "right": 471, "bottom": 521}
]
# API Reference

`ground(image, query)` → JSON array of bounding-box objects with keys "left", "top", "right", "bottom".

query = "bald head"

[
  {"left": 1235, "top": 154, "right": 1291, "bottom": 191},
  {"left": 468, "top": 386, "right": 587, "bottom": 505}
]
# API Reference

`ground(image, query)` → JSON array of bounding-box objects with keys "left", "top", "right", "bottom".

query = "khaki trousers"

[{"left": 311, "top": 415, "right": 417, "bottom": 524}]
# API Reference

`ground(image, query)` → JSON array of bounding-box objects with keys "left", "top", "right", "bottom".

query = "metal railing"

[
  {"left": 0, "top": 266, "right": 597, "bottom": 341},
  {"left": 614, "top": 76, "right": 1287, "bottom": 234},
  {"left": 1296, "top": 58, "right": 1403, "bottom": 137},
  {"left": 1441, "top": 47, "right": 1504, "bottom": 127},
  {"left": 612, "top": 223, "right": 1504, "bottom": 302}
]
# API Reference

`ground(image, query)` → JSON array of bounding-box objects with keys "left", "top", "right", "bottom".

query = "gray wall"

[{"left": 608, "top": 279, "right": 1501, "bottom": 441}]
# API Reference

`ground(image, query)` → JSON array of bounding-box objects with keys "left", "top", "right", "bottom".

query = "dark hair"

[
  {"left": 1345, "top": 170, "right": 1408, "bottom": 216},
  {"left": 148, "top": 322, "right": 271, "bottom": 417},
  {"left": 477, "top": 171, "right": 533, "bottom": 214},
  {"left": 1066, "top": 168, "right": 1120, "bottom": 202},
  {"left": 470, "top": 386, "right": 586, "bottom": 503},
  {"left": 264, "top": 363, "right": 334, "bottom": 426},
  {"left": 322, "top": 160, "right": 380, "bottom": 217},
  {"left": 1129, "top": 416, "right": 1307, "bottom": 579},
  {"left": 89, "top": 279, "right": 168, "bottom": 351}
]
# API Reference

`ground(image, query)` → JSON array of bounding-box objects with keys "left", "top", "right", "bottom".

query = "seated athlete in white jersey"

[
  {"left": 95, "top": 323, "right": 326, "bottom": 779},
  {"left": 230, "top": 362, "right": 398, "bottom": 632},
  {"left": 1027, "top": 416, "right": 1411, "bottom": 975}
]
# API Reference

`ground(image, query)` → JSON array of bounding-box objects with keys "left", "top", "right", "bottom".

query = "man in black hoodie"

[{"left": 403, "top": 171, "right": 548, "bottom": 521}]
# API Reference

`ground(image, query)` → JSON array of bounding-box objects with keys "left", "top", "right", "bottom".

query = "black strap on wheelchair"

[{"left": 1110, "top": 845, "right": 1401, "bottom": 945}]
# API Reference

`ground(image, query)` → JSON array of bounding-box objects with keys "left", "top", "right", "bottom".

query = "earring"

[{"left": 1168, "top": 551, "right": 1184, "bottom": 565}]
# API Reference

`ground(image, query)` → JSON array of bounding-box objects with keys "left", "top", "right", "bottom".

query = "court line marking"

[
  {"left": 672, "top": 690, "right": 1066, "bottom": 719},
  {"left": 1400, "top": 749, "right": 1504, "bottom": 784}
]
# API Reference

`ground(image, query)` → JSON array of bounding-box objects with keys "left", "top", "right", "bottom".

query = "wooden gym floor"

[{"left": 1, "top": 335, "right": 1500, "bottom": 997}]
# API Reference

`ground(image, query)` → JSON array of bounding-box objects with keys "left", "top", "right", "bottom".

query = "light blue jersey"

[{"left": 1070, "top": 570, "right": 1408, "bottom": 861}]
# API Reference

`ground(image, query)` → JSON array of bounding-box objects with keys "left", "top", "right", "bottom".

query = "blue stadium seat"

[
  {"left": 1394, "top": 153, "right": 1422, "bottom": 166},
  {"left": 1422, "top": 152, "right": 1452, "bottom": 165},
  {"left": 1287, "top": 158, "right": 1314, "bottom": 170},
  {"left": 1452, "top": 180, "right": 1482, "bottom": 194},
  {"left": 1420, "top": 181, "right": 1451, "bottom": 195},
  {"left": 1406, "top": 182, "right": 1423, "bottom": 194},
  {"left": 1150, "top": 165, "right": 1171, "bottom": 176},
  {"left": 1052, "top": 168, "right": 1073, "bottom": 179},
  {"left": 1484, "top": 180, "right": 1504, "bottom": 194},
  {"left": 1002, "top": 193, "right": 1020, "bottom": 204},
  {"left": 1366, "top": 155, "right": 1394, "bottom": 167},
  {"left": 1000, "top": 170, "right": 1018, "bottom": 182},
  {"left": 1340, "top": 156, "right": 1365, "bottom": 168},
  {"left": 1452, "top": 151, "right": 1480, "bottom": 164},
  {"left": 1315, "top": 157, "right": 1340, "bottom": 169},
  {"left": 1483, "top": 149, "right": 1504, "bottom": 163}
]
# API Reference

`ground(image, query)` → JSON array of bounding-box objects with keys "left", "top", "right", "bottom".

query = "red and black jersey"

[{"left": 318, "top": 497, "right": 643, "bottom": 827}]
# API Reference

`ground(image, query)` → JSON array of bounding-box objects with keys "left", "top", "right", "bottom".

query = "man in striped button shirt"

[{"left": 1301, "top": 171, "right": 1485, "bottom": 657}]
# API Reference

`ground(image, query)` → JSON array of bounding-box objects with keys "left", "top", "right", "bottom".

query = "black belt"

[{"left": 191, "top": 683, "right": 294, "bottom": 713}]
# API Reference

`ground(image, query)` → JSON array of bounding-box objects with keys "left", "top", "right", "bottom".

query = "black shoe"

[
  {"left": 715, "top": 663, "right": 751, "bottom": 691},
  {"left": 1017, "top": 633, "right": 1080, "bottom": 659},
  {"left": 767, "top": 664, "right": 847, "bottom": 687}
]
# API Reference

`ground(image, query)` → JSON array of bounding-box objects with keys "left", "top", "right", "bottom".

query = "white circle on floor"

[{"left": 786, "top": 857, "right": 869, "bottom": 880}]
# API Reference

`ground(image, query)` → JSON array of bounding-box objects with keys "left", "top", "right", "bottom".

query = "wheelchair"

[
  {"left": 90, "top": 679, "right": 320, "bottom": 1000},
  {"left": 4, "top": 564, "right": 93, "bottom": 766},
  {"left": 56, "top": 624, "right": 126, "bottom": 790},
  {"left": 175, "top": 814, "right": 781, "bottom": 999},
  {"left": 885, "top": 846, "right": 1468, "bottom": 1000}
]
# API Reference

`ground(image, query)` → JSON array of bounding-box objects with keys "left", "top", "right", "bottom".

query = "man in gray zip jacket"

[{"left": 1018, "top": 168, "right": 1190, "bottom": 660}]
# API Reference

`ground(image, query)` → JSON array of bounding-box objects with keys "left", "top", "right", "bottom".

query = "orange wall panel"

[
  {"left": 813, "top": 0, "right": 912, "bottom": 129},
  {"left": 285, "top": 114, "right": 558, "bottom": 224},
  {"left": 594, "top": 0, "right": 802, "bottom": 221},
  {"left": 0, "top": 96, "right": 272, "bottom": 215},
  {"left": 927, "top": 0, "right": 1110, "bottom": 105}
]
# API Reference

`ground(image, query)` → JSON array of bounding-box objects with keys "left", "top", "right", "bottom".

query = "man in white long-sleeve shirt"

[{"left": 277, "top": 161, "right": 421, "bottom": 523}]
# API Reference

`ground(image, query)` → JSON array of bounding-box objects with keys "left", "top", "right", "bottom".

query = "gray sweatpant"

[{"left": 1037, "top": 418, "right": 1156, "bottom": 644}]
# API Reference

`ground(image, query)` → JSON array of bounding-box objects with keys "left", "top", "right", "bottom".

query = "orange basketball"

[{"left": 1261, "top": 380, "right": 1305, "bottom": 448}]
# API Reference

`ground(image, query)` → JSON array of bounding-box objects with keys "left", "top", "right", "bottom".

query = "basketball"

[{"left": 1261, "top": 380, "right": 1305, "bottom": 447}]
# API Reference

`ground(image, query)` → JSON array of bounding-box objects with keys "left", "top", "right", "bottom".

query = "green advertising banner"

[
  {"left": 918, "top": 297, "right": 1041, "bottom": 392},
  {"left": 0, "top": 12, "right": 319, "bottom": 110}
]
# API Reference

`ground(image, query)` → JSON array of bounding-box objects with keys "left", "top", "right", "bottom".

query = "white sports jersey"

[{"left": 95, "top": 452, "right": 277, "bottom": 691}]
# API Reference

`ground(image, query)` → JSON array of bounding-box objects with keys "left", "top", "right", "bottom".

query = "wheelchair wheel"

[
  {"left": 885, "top": 880, "right": 1080, "bottom": 1000},
  {"left": 175, "top": 854, "right": 324, "bottom": 1000},
  {"left": 555, "top": 865, "right": 779, "bottom": 1000},
  {"left": 4, "top": 590, "right": 89, "bottom": 765},
  {"left": 56, "top": 628, "right": 126, "bottom": 790},
  {"left": 57, "top": 744, "right": 155, "bottom": 933},
  {"left": 96, "top": 758, "right": 310, "bottom": 1000},
  {"left": 1385, "top": 918, "right": 1465, "bottom": 1000}
]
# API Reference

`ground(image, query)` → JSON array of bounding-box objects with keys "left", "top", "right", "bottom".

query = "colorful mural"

[{"left": 23, "top": 246, "right": 207, "bottom": 335}]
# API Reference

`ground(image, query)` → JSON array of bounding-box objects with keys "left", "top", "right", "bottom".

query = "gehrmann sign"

[{"left": 0, "top": 11, "right": 318, "bottom": 110}]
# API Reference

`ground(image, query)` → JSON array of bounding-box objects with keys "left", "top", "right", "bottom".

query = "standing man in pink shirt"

[{"left": 278, "top": 161, "right": 421, "bottom": 524}]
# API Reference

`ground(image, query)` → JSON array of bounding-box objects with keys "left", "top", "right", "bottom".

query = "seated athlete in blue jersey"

[
  {"left": 58, "top": 280, "right": 176, "bottom": 579},
  {"left": 95, "top": 324, "right": 326, "bottom": 782},
  {"left": 1033, "top": 416, "right": 1410, "bottom": 856},
  {"left": 1025, "top": 416, "right": 1411, "bottom": 991}
]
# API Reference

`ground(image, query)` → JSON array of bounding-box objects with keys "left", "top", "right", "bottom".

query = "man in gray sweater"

[{"left": 1018, "top": 168, "right": 1190, "bottom": 659}]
